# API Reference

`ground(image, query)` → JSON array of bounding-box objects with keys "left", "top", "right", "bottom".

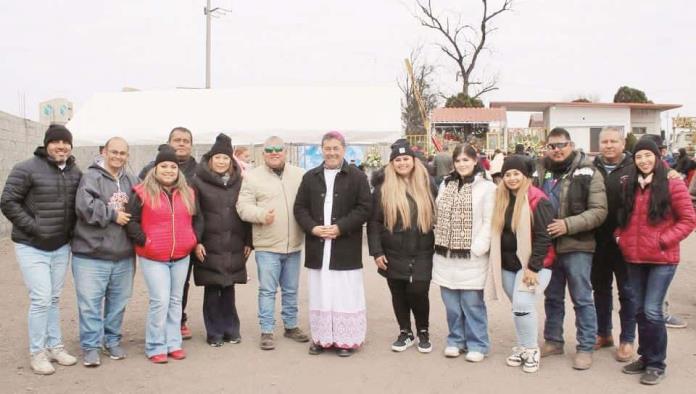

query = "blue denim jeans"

[
  {"left": 440, "top": 287, "right": 489, "bottom": 353},
  {"left": 255, "top": 251, "right": 301, "bottom": 333},
  {"left": 15, "top": 243, "right": 71, "bottom": 354},
  {"left": 543, "top": 252, "right": 597, "bottom": 352},
  {"left": 72, "top": 255, "right": 134, "bottom": 350},
  {"left": 140, "top": 256, "right": 189, "bottom": 357},
  {"left": 501, "top": 268, "right": 552, "bottom": 349},
  {"left": 626, "top": 263, "right": 677, "bottom": 372},
  {"left": 591, "top": 243, "right": 636, "bottom": 343}
]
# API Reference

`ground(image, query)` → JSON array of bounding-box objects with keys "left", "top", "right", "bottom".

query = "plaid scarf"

[{"left": 434, "top": 179, "right": 473, "bottom": 258}]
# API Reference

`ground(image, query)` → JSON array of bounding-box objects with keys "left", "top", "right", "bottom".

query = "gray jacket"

[{"left": 71, "top": 162, "right": 139, "bottom": 261}]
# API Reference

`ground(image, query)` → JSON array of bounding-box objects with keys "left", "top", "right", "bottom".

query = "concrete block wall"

[{"left": 0, "top": 111, "right": 46, "bottom": 239}]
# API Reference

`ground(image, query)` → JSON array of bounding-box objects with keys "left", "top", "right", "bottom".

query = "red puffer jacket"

[
  {"left": 133, "top": 184, "right": 198, "bottom": 262},
  {"left": 528, "top": 186, "right": 556, "bottom": 268},
  {"left": 616, "top": 178, "right": 696, "bottom": 264}
]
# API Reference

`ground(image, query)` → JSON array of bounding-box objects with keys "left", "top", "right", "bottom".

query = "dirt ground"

[{"left": 1, "top": 235, "right": 695, "bottom": 394}]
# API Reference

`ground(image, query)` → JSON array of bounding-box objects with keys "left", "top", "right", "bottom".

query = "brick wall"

[{"left": 0, "top": 111, "right": 45, "bottom": 239}]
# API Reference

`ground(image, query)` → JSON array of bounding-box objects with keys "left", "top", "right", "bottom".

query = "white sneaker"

[
  {"left": 522, "top": 348, "right": 540, "bottom": 373},
  {"left": 47, "top": 346, "right": 77, "bottom": 366},
  {"left": 444, "top": 346, "right": 464, "bottom": 358},
  {"left": 465, "top": 351, "right": 485, "bottom": 362},
  {"left": 506, "top": 346, "right": 526, "bottom": 367},
  {"left": 30, "top": 351, "right": 55, "bottom": 375}
]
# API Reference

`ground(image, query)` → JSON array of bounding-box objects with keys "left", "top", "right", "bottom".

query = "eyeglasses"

[
  {"left": 264, "top": 146, "right": 284, "bottom": 153},
  {"left": 547, "top": 142, "right": 570, "bottom": 150}
]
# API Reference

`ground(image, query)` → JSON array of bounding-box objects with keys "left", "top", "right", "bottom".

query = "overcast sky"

[{"left": 1, "top": 0, "right": 694, "bottom": 128}]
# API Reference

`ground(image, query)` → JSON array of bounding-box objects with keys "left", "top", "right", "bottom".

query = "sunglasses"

[
  {"left": 264, "top": 145, "right": 284, "bottom": 153},
  {"left": 547, "top": 141, "right": 570, "bottom": 150}
]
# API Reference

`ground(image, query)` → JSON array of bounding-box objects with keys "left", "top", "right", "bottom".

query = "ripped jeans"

[{"left": 501, "top": 268, "right": 552, "bottom": 349}]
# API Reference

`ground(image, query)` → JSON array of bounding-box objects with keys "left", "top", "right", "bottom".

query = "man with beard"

[{"left": 533, "top": 128, "right": 607, "bottom": 370}]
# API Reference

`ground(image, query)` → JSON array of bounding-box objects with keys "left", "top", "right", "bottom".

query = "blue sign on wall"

[{"left": 299, "top": 145, "right": 365, "bottom": 170}]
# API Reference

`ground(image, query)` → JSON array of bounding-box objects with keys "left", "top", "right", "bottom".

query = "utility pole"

[
  {"left": 205, "top": 0, "right": 211, "bottom": 89},
  {"left": 204, "top": 1, "right": 231, "bottom": 89}
]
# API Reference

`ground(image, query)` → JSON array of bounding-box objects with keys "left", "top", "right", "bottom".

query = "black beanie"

[
  {"left": 207, "top": 133, "right": 233, "bottom": 158},
  {"left": 633, "top": 139, "right": 661, "bottom": 159},
  {"left": 389, "top": 138, "right": 415, "bottom": 161},
  {"left": 44, "top": 124, "right": 73, "bottom": 147},
  {"left": 501, "top": 155, "right": 532, "bottom": 177},
  {"left": 155, "top": 144, "right": 178, "bottom": 165}
]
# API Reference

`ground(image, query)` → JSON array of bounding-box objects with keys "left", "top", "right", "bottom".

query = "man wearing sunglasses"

[
  {"left": 533, "top": 127, "right": 607, "bottom": 370},
  {"left": 236, "top": 136, "right": 310, "bottom": 350}
]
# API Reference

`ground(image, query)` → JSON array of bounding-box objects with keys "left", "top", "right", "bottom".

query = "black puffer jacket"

[
  {"left": 1, "top": 147, "right": 82, "bottom": 251},
  {"left": 191, "top": 158, "right": 251, "bottom": 287},
  {"left": 367, "top": 168, "right": 437, "bottom": 281}
]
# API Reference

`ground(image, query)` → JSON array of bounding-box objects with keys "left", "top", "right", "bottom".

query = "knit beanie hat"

[
  {"left": 633, "top": 139, "right": 661, "bottom": 159},
  {"left": 389, "top": 138, "right": 415, "bottom": 161},
  {"left": 44, "top": 124, "right": 73, "bottom": 147},
  {"left": 207, "top": 133, "right": 233, "bottom": 158},
  {"left": 155, "top": 144, "right": 178, "bottom": 165},
  {"left": 501, "top": 155, "right": 533, "bottom": 177}
]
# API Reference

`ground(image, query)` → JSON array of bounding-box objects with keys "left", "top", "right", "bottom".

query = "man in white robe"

[{"left": 293, "top": 131, "right": 372, "bottom": 357}]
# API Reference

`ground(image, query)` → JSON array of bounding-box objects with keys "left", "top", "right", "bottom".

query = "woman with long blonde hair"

[
  {"left": 489, "top": 155, "right": 555, "bottom": 373},
  {"left": 368, "top": 139, "right": 436, "bottom": 353},
  {"left": 126, "top": 144, "right": 201, "bottom": 363}
]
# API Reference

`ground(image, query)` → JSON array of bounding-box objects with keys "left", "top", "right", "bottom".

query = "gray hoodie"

[{"left": 71, "top": 161, "right": 139, "bottom": 261}]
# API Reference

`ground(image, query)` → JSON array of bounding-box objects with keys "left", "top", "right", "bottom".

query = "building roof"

[
  {"left": 66, "top": 86, "right": 402, "bottom": 146},
  {"left": 431, "top": 107, "right": 507, "bottom": 123},
  {"left": 490, "top": 101, "right": 682, "bottom": 112}
]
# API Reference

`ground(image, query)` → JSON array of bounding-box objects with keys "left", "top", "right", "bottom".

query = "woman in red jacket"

[
  {"left": 127, "top": 145, "right": 201, "bottom": 363},
  {"left": 615, "top": 139, "right": 695, "bottom": 385}
]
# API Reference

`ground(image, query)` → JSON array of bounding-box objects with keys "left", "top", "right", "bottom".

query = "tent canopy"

[{"left": 67, "top": 86, "right": 402, "bottom": 146}]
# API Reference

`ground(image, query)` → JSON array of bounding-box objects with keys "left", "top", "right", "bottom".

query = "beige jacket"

[{"left": 236, "top": 163, "right": 305, "bottom": 254}]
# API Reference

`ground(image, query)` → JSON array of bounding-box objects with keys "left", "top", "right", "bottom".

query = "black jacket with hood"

[{"left": 1, "top": 147, "right": 82, "bottom": 251}]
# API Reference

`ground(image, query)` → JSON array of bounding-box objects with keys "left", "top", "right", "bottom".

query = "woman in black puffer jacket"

[
  {"left": 367, "top": 139, "right": 437, "bottom": 354},
  {"left": 191, "top": 134, "right": 251, "bottom": 346}
]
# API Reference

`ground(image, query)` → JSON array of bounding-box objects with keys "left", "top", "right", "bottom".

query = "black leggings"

[{"left": 387, "top": 278, "right": 430, "bottom": 332}]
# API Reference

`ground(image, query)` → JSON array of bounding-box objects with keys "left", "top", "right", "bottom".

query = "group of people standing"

[
  {"left": 367, "top": 127, "right": 694, "bottom": 386},
  {"left": 1, "top": 124, "right": 693, "bottom": 386}
]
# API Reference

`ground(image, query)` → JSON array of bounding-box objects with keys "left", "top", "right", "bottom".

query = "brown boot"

[
  {"left": 284, "top": 327, "right": 310, "bottom": 343},
  {"left": 573, "top": 351, "right": 593, "bottom": 370},
  {"left": 260, "top": 333, "right": 275, "bottom": 350},
  {"left": 592, "top": 335, "right": 614, "bottom": 350},
  {"left": 615, "top": 342, "right": 635, "bottom": 362},
  {"left": 540, "top": 341, "right": 564, "bottom": 358}
]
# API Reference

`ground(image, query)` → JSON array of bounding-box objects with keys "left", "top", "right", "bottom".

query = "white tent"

[{"left": 67, "top": 86, "right": 402, "bottom": 146}]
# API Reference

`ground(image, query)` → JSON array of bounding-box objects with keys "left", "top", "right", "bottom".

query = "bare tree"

[
  {"left": 398, "top": 47, "right": 440, "bottom": 135},
  {"left": 415, "top": 0, "right": 512, "bottom": 99}
]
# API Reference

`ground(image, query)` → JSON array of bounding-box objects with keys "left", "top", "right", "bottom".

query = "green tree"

[
  {"left": 445, "top": 93, "right": 484, "bottom": 108},
  {"left": 625, "top": 132, "right": 638, "bottom": 152},
  {"left": 613, "top": 86, "right": 652, "bottom": 103}
]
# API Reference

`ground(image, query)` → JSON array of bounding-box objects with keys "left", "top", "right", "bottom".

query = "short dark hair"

[
  {"left": 168, "top": 127, "right": 193, "bottom": 143},
  {"left": 547, "top": 127, "right": 571, "bottom": 142}
]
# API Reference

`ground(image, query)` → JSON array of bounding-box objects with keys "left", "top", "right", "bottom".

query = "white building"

[
  {"left": 490, "top": 101, "right": 681, "bottom": 153},
  {"left": 39, "top": 98, "right": 73, "bottom": 125}
]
